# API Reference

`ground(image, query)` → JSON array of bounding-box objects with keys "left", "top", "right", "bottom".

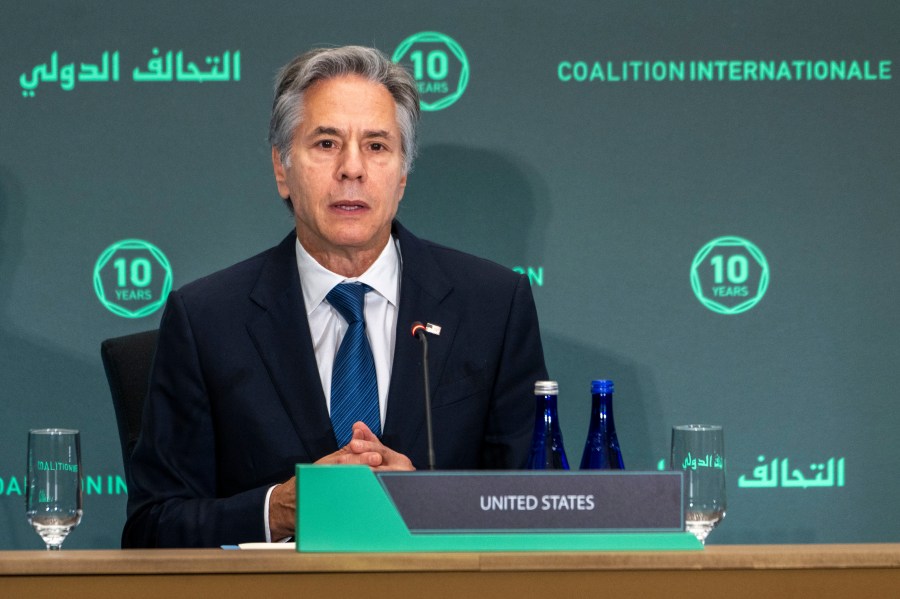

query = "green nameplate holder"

[{"left": 295, "top": 465, "right": 702, "bottom": 552}]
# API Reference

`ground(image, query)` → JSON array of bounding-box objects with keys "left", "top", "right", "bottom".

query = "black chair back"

[{"left": 100, "top": 330, "right": 158, "bottom": 483}]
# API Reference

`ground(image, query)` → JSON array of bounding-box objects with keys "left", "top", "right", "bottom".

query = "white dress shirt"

[{"left": 295, "top": 235, "right": 401, "bottom": 426}]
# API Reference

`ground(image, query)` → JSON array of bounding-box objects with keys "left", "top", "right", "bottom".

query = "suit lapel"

[
  {"left": 246, "top": 232, "right": 337, "bottom": 460},
  {"left": 382, "top": 222, "right": 458, "bottom": 461}
]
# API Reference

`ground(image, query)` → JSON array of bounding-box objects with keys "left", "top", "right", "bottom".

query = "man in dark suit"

[{"left": 124, "top": 46, "right": 547, "bottom": 548}]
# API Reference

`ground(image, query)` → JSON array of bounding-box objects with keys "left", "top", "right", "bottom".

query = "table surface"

[{"left": 2, "top": 543, "right": 899, "bottom": 575}]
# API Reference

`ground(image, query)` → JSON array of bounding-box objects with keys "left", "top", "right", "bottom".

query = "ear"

[
  {"left": 272, "top": 147, "right": 291, "bottom": 199},
  {"left": 397, "top": 173, "right": 407, "bottom": 202}
]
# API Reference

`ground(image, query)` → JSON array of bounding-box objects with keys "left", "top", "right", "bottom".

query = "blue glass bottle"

[
  {"left": 580, "top": 379, "right": 625, "bottom": 470},
  {"left": 527, "top": 380, "right": 570, "bottom": 469}
]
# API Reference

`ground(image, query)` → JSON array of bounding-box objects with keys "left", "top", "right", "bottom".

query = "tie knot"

[{"left": 327, "top": 283, "right": 371, "bottom": 324}]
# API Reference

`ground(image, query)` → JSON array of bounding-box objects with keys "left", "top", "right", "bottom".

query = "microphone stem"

[{"left": 420, "top": 333, "right": 436, "bottom": 471}]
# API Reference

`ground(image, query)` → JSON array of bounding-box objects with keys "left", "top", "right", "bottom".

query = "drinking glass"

[
  {"left": 26, "top": 429, "right": 83, "bottom": 550},
  {"left": 671, "top": 424, "right": 726, "bottom": 544}
]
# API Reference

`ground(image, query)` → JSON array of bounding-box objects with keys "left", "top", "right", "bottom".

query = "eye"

[
  {"left": 317, "top": 140, "right": 336, "bottom": 149},
  {"left": 369, "top": 142, "right": 384, "bottom": 152}
]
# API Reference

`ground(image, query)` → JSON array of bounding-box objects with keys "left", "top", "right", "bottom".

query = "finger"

[
  {"left": 351, "top": 421, "right": 379, "bottom": 442},
  {"left": 347, "top": 438, "right": 386, "bottom": 455},
  {"left": 314, "top": 443, "right": 389, "bottom": 467},
  {"left": 346, "top": 432, "right": 415, "bottom": 470},
  {"left": 335, "top": 450, "right": 384, "bottom": 467},
  {"left": 371, "top": 447, "right": 415, "bottom": 471},
  {"left": 372, "top": 456, "right": 415, "bottom": 471}
]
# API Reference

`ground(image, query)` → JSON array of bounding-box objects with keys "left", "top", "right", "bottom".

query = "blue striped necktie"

[{"left": 326, "top": 282, "right": 380, "bottom": 447}]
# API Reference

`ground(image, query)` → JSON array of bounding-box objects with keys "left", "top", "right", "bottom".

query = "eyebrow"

[{"left": 310, "top": 126, "right": 394, "bottom": 140}]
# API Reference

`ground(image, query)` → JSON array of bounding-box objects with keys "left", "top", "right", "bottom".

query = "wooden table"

[{"left": 2, "top": 544, "right": 898, "bottom": 598}]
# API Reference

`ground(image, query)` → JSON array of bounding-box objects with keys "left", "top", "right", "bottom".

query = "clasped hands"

[{"left": 268, "top": 421, "right": 414, "bottom": 540}]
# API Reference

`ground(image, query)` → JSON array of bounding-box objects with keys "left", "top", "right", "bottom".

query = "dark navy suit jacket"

[{"left": 123, "top": 221, "right": 547, "bottom": 547}]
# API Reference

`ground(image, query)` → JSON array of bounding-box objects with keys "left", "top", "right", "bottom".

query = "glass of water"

[
  {"left": 671, "top": 424, "right": 726, "bottom": 544},
  {"left": 26, "top": 429, "right": 83, "bottom": 550}
]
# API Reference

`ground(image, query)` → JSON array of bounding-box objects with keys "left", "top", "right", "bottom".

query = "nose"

[{"left": 338, "top": 144, "right": 365, "bottom": 181}]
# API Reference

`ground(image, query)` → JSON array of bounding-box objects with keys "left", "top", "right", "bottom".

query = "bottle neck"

[
  {"left": 590, "top": 392, "right": 615, "bottom": 430},
  {"left": 534, "top": 394, "right": 562, "bottom": 431}
]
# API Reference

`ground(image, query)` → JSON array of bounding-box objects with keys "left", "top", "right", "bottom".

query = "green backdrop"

[{"left": 1, "top": 1, "right": 897, "bottom": 548}]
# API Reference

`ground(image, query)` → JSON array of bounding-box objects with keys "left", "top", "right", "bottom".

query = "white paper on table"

[{"left": 237, "top": 542, "right": 295, "bottom": 550}]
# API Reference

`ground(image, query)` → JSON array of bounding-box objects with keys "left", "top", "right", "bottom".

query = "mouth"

[{"left": 330, "top": 200, "right": 369, "bottom": 212}]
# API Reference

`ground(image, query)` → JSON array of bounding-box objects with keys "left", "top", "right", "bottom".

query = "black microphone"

[{"left": 411, "top": 322, "right": 436, "bottom": 471}]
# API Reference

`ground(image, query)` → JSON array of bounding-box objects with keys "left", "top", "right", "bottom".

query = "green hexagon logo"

[
  {"left": 94, "top": 239, "right": 172, "bottom": 318},
  {"left": 691, "top": 236, "right": 769, "bottom": 315},
  {"left": 393, "top": 31, "right": 469, "bottom": 111}
]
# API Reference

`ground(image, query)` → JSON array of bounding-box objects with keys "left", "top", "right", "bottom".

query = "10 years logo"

[
  {"left": 94, "top": 239, "right": 172, "bottom": 318},
  {"left": 691, "top": 236, "right": 769, "bottom": 314},
  {"left": 393, "top": 32, "right": 469, "bottom": 111}
]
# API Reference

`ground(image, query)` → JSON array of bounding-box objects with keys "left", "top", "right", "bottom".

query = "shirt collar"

[{"left": 295, "top": 236, "right": 401, "bottom": 315}]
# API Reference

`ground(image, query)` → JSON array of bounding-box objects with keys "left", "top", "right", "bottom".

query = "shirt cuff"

[
  {"left": 264, "top": 484, "right": 293, "bottom": 544},
  {"left": 263, "top": 484, "right": 276, "bottom": 543}
]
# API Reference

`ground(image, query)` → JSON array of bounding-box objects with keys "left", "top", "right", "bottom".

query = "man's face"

[{"left": 273, "top": 75, "right": 407, "bottom": 262}]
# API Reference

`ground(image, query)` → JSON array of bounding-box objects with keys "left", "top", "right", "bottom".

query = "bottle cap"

[
  {"left": 591, "top": 379, "right": 614, "bottom": 394},
  {"left": 534, "top": 380, "right": 558, "bottom": 395}
]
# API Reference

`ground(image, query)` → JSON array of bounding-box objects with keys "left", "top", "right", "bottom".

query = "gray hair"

[{"left": 269, "top": 46, "right": 420, "bottom": 176}]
